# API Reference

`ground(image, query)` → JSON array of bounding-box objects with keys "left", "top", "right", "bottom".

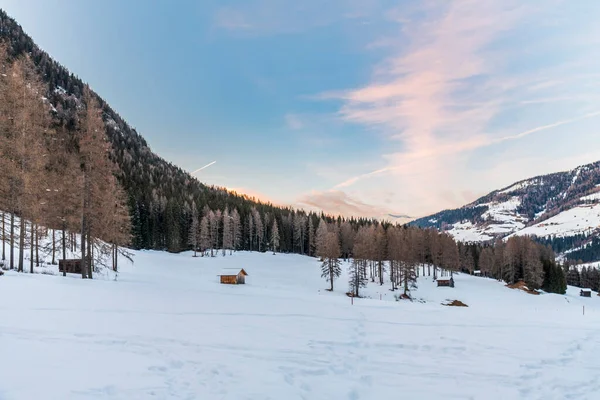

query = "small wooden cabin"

[
  {"left": 218, "top": 268, "right": 248, "bottom": 285},
  {"left": 580, "top": 289, "right": 592, "bottom": 297},
  {"left": 473, "top": 270, "right": 481, "bottom": 276},
  {"left": 59, "top": 259, "right": 82, "bottom": 274},
  {"left": 437, "top": 276, "right": 455, "bottom": 288}
]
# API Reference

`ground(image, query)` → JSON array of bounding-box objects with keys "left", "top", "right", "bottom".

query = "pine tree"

[
  {"left": 320, "top": 231, "right": 341, "bottom": 291},
  {"left": 523, "top": 243, "right": 544, "bottom": 289},
  {"left": 222, "top": 207, "right": 233, "bottom": 256},
  {"left": 478, "top": 247, "right": 494, "bottom": 278},
  {"left": 374, "top": 224, "right": 387, "bottom": 285},
  {"left": 231, "top": 208, "right": 241, "bottom": 252},
  {"left": 293, "top": 214, "right": 307, "bottom": 254},
  {"left": 351, "top": 226, "right": 370, "bottom": 296},
  {"left": 339, "top": 221, "right": 354, "bottom": 261},
  {"left": 271, "top": 220, "right": 280, "bottom": 255},
  {"left": 349, "top": 258, "right": 367, "bottom": 297},
  {"left": 315, "top": 219, "right": 328, "bottom": 259},
  {"left": 189, "top": 207, "right": 199, "bottom": 257},
  {"left": 199, "top": 216, "right": 210, "bottom": 256},
  {"left": 308, "top": 217, "right": 316, "bottom": 257}
]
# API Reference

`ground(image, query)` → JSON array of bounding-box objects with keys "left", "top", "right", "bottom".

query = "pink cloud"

[
  {"left": 313, "top": 0, "right": 600, "bottom": 217},
  {"left": 297, "top": 190, "right": 402, "bottom": 220}
]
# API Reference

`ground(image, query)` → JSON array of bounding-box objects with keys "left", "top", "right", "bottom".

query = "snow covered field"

[
  {"left": 1, "top": 251, "right": 600, "bottom": 399},
  {"left": 514, "top": 203, "right": 600, "bottom": 238}
]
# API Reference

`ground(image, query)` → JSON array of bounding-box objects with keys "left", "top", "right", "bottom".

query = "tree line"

[{"left": 0, "top": 44, "right": 130, "bottom": 278}]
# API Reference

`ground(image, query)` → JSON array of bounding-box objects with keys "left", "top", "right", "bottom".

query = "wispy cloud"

[
  {"left": 297, "top": 189, "right": 401, "bottom": 219},
  {"left": 212, "top": 0, "right": 600, "bottom": 219},
  {"left": 308, "top": 0, "right": 600, "bottom": 217}
]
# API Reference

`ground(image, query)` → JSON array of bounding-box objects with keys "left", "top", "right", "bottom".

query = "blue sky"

[{"left": 2, "top": 0, "right": 600, "bottom": 219}]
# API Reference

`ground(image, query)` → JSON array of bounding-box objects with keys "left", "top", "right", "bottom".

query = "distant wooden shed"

[
  {"left": 580, "top": 289, "right": 592, "bottom": 297},
  {"left": 437, "top": 276, "right": 455, "bottom": 288},
  {"left": 59, "top": 259, "right": 82, "bottom": 274},
  {"left": 218, "top": 268, "right": 248, "bottom": 285}
]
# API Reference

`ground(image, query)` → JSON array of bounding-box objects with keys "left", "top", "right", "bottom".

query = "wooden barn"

[
  {"left": 59, "top": 259, "right": 82, "bottom": 274},
  {"left": 437, "top": 276, "right": 455, "bottom": 288},
  {"left": 580, "top": 289, "right": 592, "bottom": 297},
  {"left": 218, "top": 268, "right": 248, "bottom": 285}
]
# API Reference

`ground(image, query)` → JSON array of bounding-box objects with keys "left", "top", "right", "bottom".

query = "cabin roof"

[
  {"left": 218, "top": 268, "right": 248, "bottom": 276},
  {"left": 437, "top": 276, "right": 452, "bottom": 281},
  {"left": 581, "top": 288, "right": 592, "bottom": 291}
]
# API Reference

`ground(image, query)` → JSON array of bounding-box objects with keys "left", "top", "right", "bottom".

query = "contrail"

[{"left": 192, "top": 161, "right": 216, "bottom": 174}]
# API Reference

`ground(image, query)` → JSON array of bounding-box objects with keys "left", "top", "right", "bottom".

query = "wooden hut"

[
  {"left": 580, "top": 289, "right": 592, "bottom": 297},
  {"left": 218, "top": 268, "right": 248, "bottom": 285},
  {"left": 58, "top": 259, "right": 82, "bottom": 274},
  {"left": 437, "top": 276, "right": 455, "bottom": 288}
]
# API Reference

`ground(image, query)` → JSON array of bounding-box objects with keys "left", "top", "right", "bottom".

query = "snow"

[
  {"left": 446, "top": 220, "right": 495, "bottom": 242},
  {"left": 581, "top": 191, "right": 600, "bottom": 202},
  {"left": 514, "top": 203, "right": 600, "bottom": 238},
  {"left": 498, "top": 180, "right": 534, "bottom": 194},
  {"left": 54, "top": 86, "right": 67, "bottom": 95},
  {"left": 446, "top": 198, "right": 527, "bottom": 242},
  {"left": 218, "top": 268, "right": 246, "bottom": 276},
  {"left": 1, "top": 250, "right": 600, "bottom": 399}
]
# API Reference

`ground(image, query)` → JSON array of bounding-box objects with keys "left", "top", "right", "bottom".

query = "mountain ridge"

[{"left": 410, "top": 161, "right": 600, "bottom": 262}]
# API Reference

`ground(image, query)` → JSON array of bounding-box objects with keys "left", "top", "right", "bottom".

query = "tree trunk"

[
  {"left": 81, "top": 228, "right": 87, "bottom": 279},
  {"left": 87, "top": 234, "right": 93, "bottom": 279},
  {"left": 18, "top": 217, "right": 24, "bottom": 272},
  {"left": 329, "top": 259, "right": 334, "bottom": 291},
  {"left": 35, "top": 225, "right": 39, "bottom": 267},
  {"left": 390, "top": 260, "right": 395, "bottom": 291},
  {"left": 29, "top": 222, "right": 34, "bottom": 274},
  {"left": 10, "top": 213, "right": 14, "bottom": 270},
  {"left": 1, "top": 212, "right": 5, "bottom": 262},
  {"left": 52, "top": 229, "right": 56, "bottom": 265},
  {"left": 378, "top": 261, "right": 383, "bottom": 285},
  {"left": 62, "top": 225, "right": 67, "bottom": 277}
]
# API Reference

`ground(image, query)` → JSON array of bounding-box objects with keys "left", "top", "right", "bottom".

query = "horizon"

[{"left": 2, "top": 1, "right": 600, "bottom": 220}]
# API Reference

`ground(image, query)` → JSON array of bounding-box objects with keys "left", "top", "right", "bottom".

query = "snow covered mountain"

[{"left": 411, "top": 161, "right": 600, "bottom": 261}]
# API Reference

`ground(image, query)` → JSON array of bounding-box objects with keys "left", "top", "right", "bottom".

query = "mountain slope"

[
  {"left": 411, "top": 161, "right": 600, "bottom": 261},
  {"left": 0, "top": 9, "right": 320, "bottom": 253}
]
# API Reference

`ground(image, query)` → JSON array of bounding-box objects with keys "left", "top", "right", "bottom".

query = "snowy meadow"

[{"left": 1, "top": 251, "right": 599, "bottom": 400}]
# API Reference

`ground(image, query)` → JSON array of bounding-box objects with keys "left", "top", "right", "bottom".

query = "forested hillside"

[{"left": 0, "top": 9, "right": 328, "bottom": 253}]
